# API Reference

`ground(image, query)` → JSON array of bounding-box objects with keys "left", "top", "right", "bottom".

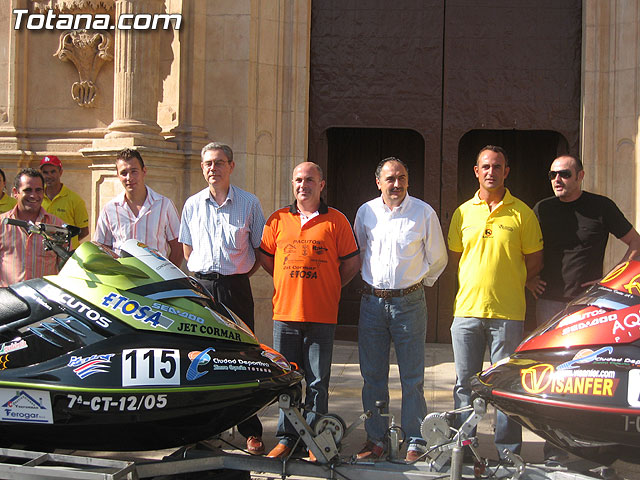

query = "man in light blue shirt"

[{"left": 179, "top": 142, "right": 266, "bottom": 454}]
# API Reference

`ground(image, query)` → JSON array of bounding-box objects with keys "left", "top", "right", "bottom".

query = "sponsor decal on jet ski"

[
  {"left": 557, "top": 346, "right": 614, "bottom": 370},
  {"left": 521, "top": 363, "right": 619, "bottom": 396},
  {"left": 186, "top": 348, "right": 271, "bottom": 381},
  {"left": 0, "top": 338, "right": 27, "bottom": 355},
  {"left": 102, "top": 293, "right": 174, "bottom": 329},
  {"left": 176, "top": 322, "right": 242, "bottom": 340},
  {"left": 560, "top": 309, "right": 619, "bottom": 336},
  {"left": 40, "top": 283, "right": 112, "bottom": 328},
  {"left": 68, "top": 354, "right": 115, "bottom": 379},
  {"left": 0, "top": 389, "right": 53, "bottom": 424},
  {"left": 600, "top": 261, "right": 640, "bottom": 296},
  {"left": 152, "top": 302, "right": 205, "bottom": 324}
]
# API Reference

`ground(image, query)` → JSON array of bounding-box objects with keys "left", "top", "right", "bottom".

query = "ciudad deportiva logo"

[{"left": 12, "top": 9, "right": 182, "bottom": 31}]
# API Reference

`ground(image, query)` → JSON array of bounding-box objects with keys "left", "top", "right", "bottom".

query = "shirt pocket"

[
  {"left": 225, "top": 222, "right": 250, "bottom": 252},
  {"left": 396, "top": 231, "right": 422, "bottom": 260}
]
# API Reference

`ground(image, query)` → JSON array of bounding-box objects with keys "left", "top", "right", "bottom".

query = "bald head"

[{"left": 292, "top": 162, "right": 325, "bottom": 210}]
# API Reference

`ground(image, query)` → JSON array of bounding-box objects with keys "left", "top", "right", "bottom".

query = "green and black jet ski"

[{"left": 0, "top": 220, "right": 302, "bottom": 451}]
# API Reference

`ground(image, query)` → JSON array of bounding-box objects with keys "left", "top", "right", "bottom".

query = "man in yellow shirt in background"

[
  {"left": 40, "top": 156, "right": 89, "bottom": 250},
  {"left": 0, "top": 168, "right": 16, "bottom": 213}
]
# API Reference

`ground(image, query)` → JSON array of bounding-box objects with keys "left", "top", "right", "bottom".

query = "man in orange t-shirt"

[{"left": 259, "top": 162, "right": 359, "bottom": 458}]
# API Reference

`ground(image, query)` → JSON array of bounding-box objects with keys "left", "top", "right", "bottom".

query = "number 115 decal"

[{"left": 122, "top": 348, "right": 180, "bottom": 386}]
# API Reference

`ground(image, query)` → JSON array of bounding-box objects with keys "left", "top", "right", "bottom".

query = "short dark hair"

[
  {"left": 0, "top": 168, "right": 5, "bottom": 184},
  {"left": 375, "top": 157, "right": 409, "bottom": 178},
  {"left": 477, "top": 145, "right": 509, "bottom": 166},
  {"left": 116, "top": 148, "right": 145, "bottom": 169},
  {"left": 201, "top": 142, "right": 234, "bottom": 163},
  {"left": 14, "top": 168, "right": 44, "bottom": 191},
  {"left": 559, "top": 154, "right": 583, "bottom": 173}
]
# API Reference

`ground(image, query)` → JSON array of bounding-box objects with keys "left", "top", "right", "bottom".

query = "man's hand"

[{"left": 526, "top": 275, "right": 546, "bottom": 299}]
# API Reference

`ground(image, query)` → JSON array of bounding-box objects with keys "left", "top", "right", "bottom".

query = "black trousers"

[{"left": 197, "top": 273, "right": 263, "bottom": 438}]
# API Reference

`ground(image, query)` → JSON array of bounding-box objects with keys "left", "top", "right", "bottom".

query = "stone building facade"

[{"left": 0, "top": 0, "right": 637, "bottom": 342}]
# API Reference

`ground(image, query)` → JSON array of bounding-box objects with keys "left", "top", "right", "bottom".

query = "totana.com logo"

[{"left": 13, "top": 9, "right": 182, "bottom": 30}]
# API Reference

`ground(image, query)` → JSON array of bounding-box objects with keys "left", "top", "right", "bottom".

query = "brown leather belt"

[{"left": 361, "top": 282, "right": 423, "bottom": 299}]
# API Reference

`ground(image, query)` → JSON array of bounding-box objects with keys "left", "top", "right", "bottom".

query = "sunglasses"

[{"left": 548, "top": 169, "right": 572, "bottom": 180}]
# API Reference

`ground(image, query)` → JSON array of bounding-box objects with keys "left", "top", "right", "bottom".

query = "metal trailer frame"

[
  {"left": 0, "top": 395, "right": 615, "bottom": 480},
  {"left": 0, "top": 445, "right": 609, "bottom": 480},
  {"left": 0, "top": 448, "right": 136, "bottom": 479}
]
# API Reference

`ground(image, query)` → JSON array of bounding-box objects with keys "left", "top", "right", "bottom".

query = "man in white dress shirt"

[
  {"left": 354, "top": 157, "right": 448, "bottom": 462},
  {"left": 94, "top": 148, "right": 183, "bottom": 266}
]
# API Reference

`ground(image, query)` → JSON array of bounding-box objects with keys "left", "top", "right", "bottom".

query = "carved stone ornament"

[
  {"left": 54, "top": 29, "right": 113, "bottom": 107},
  {"left": 33, "top": 1, "right": 115, "bottom": 13}
]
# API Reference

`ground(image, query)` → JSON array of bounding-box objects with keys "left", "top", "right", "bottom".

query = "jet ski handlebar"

[{"left": 2, "top": 218, "right": 81, "bottom": 262}]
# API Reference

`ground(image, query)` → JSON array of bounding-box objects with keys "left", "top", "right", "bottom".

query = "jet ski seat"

[{"left": 0, "top": 288, "right": 30, "bottom": 326}]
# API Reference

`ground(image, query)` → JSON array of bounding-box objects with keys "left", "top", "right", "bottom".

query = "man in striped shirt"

[
  {"left": 0, "top": 168, "right": 64, "bottom": 286},
  {"left": 94, "top": 149, "right": 183, "bottom": 266},
  {"left": 179, "top": 141, "right": 266, "bottom": 455}
]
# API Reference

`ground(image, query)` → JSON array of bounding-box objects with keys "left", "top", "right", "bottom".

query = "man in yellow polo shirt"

[
  {"left": 447, "top": 145, "right": 543, "bottom": 461},
  {"left": 40, "top": 156, "right": 89, "bottom": 250}
]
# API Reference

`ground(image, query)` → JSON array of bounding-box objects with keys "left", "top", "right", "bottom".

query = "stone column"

[
  {"left": 582, "top": 0, "right": 640, "bottom": 269},
  {"left": 95, "top": 0, "right": 169, "bottom": 149},
  {"left": 162, "top": 1, "right": 209, "bottom": 157},
  {"left": 84, "top": 0, "right": 181, "bottom": 239},
  {"left": 0, "top": 0, "right": 29, "bottom": 152}
]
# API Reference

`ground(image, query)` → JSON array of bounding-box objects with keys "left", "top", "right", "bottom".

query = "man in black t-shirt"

[
  {"left": 528, "top": 154, "right": 640, "bottom": 462},
  {"left": 530, "top": 154, "right": 640, "bottom": 319}
]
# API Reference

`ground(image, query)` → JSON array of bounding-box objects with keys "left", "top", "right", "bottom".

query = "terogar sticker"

[{"left": 0, "top": 389, "right": 53, "bottom": 424}]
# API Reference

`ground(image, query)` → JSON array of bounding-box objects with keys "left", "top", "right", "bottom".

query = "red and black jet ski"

[
  {"left": 472, "top": 260, "right": 640, "bottom": 465},
  {"left": 0, "top": 220, "right": 302, "bottom": 451}
]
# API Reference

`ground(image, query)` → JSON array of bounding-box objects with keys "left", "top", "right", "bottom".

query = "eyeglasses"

[
  {"left": 548, "top": 169, "right": 572, "bottom": 180},
  {"left": 202, "top": 160, "right": 229, "bottom": 170}
]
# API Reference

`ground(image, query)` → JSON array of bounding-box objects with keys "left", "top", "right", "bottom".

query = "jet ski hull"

[
  {"left": 0, "top": 373, "right": 300, "bottom": 450},
  {"left": 472, "top": 260, "right": 640, "bottom": 465},
  {"left": 472, "top": 346, "right": 640, "bottom": 464},
  {"left": 0, "top": 240, "right": 303, "bottom": 451}
]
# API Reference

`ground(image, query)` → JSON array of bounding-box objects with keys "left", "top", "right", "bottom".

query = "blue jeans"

[
  {"left": 536, "top": 298, "right": 566, "bottom": 327},
  {"left": 451, "top": 316, "right": 523, "bottom": 458},
  {"left": 273, "top": 320, "right": 336, "bottom": 447},
  {"left": 359, "top": 288, "right": 428, "bottom": 445}
]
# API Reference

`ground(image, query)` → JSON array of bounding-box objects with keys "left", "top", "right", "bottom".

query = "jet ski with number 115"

[{"left": 0, "top": 218, "right": 302, "bottom": 451}]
